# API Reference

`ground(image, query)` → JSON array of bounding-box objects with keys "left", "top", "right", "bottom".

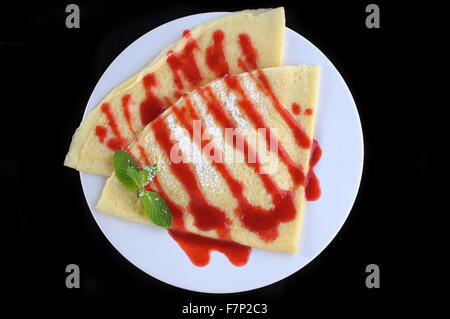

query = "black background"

[{"left": 1, "top": 0, "right": 432, "bottom": 315}]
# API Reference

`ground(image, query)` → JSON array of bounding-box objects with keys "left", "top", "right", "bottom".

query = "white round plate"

[{"left": 80, "top": 12, "right": 363, "bottom": 293}]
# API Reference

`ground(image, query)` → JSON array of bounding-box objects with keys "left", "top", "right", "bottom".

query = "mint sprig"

[{"left": 113, "top": 150, "right": 172, "bottom": 228}]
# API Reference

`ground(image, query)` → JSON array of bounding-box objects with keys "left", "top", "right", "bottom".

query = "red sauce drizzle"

[
  {"left": 292, "top": 102, "right": 301, "bottom": 115},
  {"left": 237, "top": 33, "right": 258, "bottom": 72},
  {"left": 166, "top": 36, "right": 203, "bottom": 90},
  {"left": 255, "top": 70, "right": 312, "bottom": 149},
  {"left": 95, "top": 125, "right": 108, "bottom": 143},
  {"left": 206, "top": 30, "right": 230, "bottom": 78},
  {"left": 95, "top": 29, "right": 322, "bottom": 266},
  {"left": 95, "top": 31, "right": 259, "bottom": 155},
  {"left": 122, "top": 94, "right": 137, "bottom": 136},
  {"left": 121, "top": 95, "right": 150, "bottom": 161},
  {"left": 224, "top": 75, "right": 305, "bottom": 186},
  {"left": 197, "top": 86, "right": 297, "bottom": 241},
  {"left": 163, "top": 96, "right": 172, "bottom": 106},
  {"left": 140, "top": 73, "right": 166, "bottom": 126},
  {"left": 129, "top": 122, "right": 238, "bottom": 268},
  {"left": 174, "top": 90, "right": 183, "bottom": 100},
  {"left": 305, "top": 139, "right": 322, "bottom": 201},
  {"left": 99, "top": 102, "right": 126, "bottom": 151},
  {"left": 136, "top": 136, "right": 248, "bottom": 266},
  {"left": 105, "top": 138, "right": 122, "bottom": 151},
  {"left": 168, "top": 229, "right": 250, "bottom": 267},
  {"left": 151, "top": 115, "right": 232, "bottom": 239}
]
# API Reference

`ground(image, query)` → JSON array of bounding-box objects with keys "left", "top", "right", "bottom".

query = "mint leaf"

[
  {"left": 113, "top": 150, "right": 140, "bottom": 192},
  {"left": 141, "top": 164, "right": 158, "bottom": 187},
  {"left": 127, "top": 166, "right": 145, "bottom": 189},
  {"left": 113, "top": 150, "right": 172, "bottom": 227},
  {"left": 139, "top": 191, "right": 172, "bottom": 227}
]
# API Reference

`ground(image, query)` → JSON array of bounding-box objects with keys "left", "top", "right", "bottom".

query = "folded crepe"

[
  {"left": 65, "top": 8, "right": 285, "bottom": 176},
  {"left": 97, "top": 65, "right": 320, "bottom": 253}
]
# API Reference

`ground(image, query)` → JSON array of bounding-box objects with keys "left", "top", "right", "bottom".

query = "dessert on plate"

[
  {"left": 97, "top": 65, "right": 320, "bottom": 253},
  {"left": 65, "top": 8, "right": 285, "bottom": 176}
]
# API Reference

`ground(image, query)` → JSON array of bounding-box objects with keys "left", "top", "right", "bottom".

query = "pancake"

[
  {"left": 97, "top": 65, "right": 320, "bottom": 253},
  {"left": 65, "top": 8, "right": 285, "bottom": 176}
]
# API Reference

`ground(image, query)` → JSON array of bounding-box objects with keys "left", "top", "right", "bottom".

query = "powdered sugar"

[{"left": 165, "top": 114, "right": 222, "bottom": 191}]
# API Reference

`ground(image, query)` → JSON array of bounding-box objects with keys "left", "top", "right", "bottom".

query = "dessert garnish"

[{"left": 113, "top": 150, "right": 172, "bottom": 227}]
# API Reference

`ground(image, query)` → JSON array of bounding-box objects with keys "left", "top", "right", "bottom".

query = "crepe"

[
  {"left": 97, "top": 66, "right": 320, "bottom": 253},
  {"left": 65, "top": 8, "right": 285, "bottom": 176}
]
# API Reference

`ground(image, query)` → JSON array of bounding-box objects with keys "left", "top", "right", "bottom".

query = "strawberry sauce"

[
  {"left": 206, "top": 30, "right": 230, "bottom": 78},
  {"left": 95, "top": 125, "right": 108, "bottom": 143},
  {"left": 237, "top": 33, "right": 258, "bottom": 72},
  {"left": 96, "top": 30, "right": 259, "bottom": 156},
  {"left": 305, "top": 139, "right": 322, "bottom": 201},
  {"left": 166, "top": 34, "right": 203, "bottom": 91},
  {"left": 224, "top": 75, "right": 306, "bottom": 187},
  {"left": 151, "top": 115, "right": 232, "bottom": 240},
  {"left": 95, "top": 102, "right": 127, "bottom": 151},
  {"left": 94, "top": 30, "right": 323, "bottom": 267},
  {"left": 168, "top": 229, "right": 251, "bottom": 267},
  {"left": 140, "top": 73, "right": 166, "bottom": 126},
  {"left": 159, "top": 73, "right": 322, "bottom": 265},
  {"left": 292, "top": 102, "right": 301, "bottom": 115},
  {"left": 122, "top": 94, "right": 137, "bottom": 136},
  {"left": 196, "top": 87, "right": 297, "bottom": 242},
  {"left": 256, "top": 70, "right": 311, "bottom": 149}
]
